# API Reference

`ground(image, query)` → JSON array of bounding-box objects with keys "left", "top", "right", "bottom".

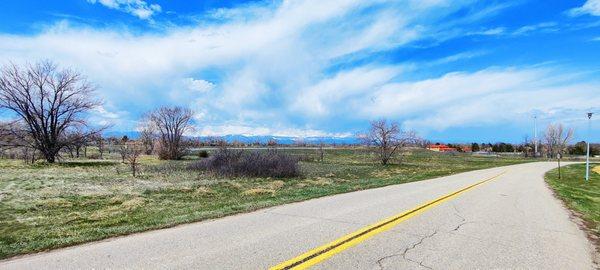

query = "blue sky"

[{"left": 0, "top": 0, "right": 599, "bottom": 143}]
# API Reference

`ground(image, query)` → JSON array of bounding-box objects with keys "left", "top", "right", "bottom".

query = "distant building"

[
  {"left": 458, "top": 145, "right": 472, "bottom": 152},
  {"left": 427, "top": 144, "right": 457, "bottom": 152}
]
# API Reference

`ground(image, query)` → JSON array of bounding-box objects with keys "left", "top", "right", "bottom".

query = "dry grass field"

[{"left": 0, "top": 148, "right": 531, "bottom": 259}]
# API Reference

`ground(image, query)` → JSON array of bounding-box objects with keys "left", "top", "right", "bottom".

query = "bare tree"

[
  {"left": 0, "top": 121, "right": 36, "bottom": 163},
  {"left": 0, "top": 121, "right": 20, "bottom": 150},
  {"left": 106, "top": 136, "right": 120, "bottom": 154},
  {"left": 0, "top": 61, "right": 102, "bottom": 163},
  {"left": 118, "top": 136, "right": 129, "bottom": 163},
  {"left": 0, "top": 122, "right": 9, "bottom": 146},
  {"left": 147, "top": 106, "right": 193, "bottom": 160},
  {"left": 64, "top": 129, "right": 90, "bottom": 158},
  {"left": 123, "top": 142, "right": 143, "bottom": 177},
  {"left": 92, "top": 134, "right": 105, "bottom": 159},
  {"left": 138, "top": 117, "right": 157, "bottom": 155},
  {"left": 415, "top": 138, "right": 432, "bottom": 149},
  {"left": 544, "top": 123, "right": 573, "bottom": 159},
  {"left": 362, "top": 119, "right": 416, "bottom": 165},
  {"left": 317, "top": 141, "right": 325, "bottom": 162},
  {"left": 520, "top": 135, "right": 533, "bottom": 157}
]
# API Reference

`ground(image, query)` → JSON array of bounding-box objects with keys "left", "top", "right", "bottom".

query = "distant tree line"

[
  {"left": 1, "top": 61, "right": 595, "bottom": 172},
  {"left": 467, "top": 142, "right": 515, "bottom": 153},
  {"left": 568, "top": 141, "right": 599, "bottom": 156}
]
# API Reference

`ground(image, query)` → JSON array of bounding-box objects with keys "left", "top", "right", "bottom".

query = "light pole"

[
  {"left": 585, "top": 112, "right": 593, "bottom": 181},
  {"left": 534, "top": 115, "right": 538, "bottom": 157}
]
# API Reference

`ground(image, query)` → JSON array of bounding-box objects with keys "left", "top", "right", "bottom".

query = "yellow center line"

[{"left": 270, "top": 171, "right": 507, "bottom": 270}]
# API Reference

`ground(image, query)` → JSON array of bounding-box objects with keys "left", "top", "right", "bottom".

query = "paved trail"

[{"left": 1, "top": 162, "right": 596, "bottom": 269}]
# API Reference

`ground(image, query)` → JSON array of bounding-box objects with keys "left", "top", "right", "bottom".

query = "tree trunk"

[
  {"left": 45, "top": 154, "right": 56, "bottom": 163},
  {"left": 381, "top": 157, "right": 388, "bottom": 165}
]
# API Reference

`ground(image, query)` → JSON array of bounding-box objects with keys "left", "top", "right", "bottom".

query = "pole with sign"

[
  {"left": 557, "top": 153, "right": 561, "bottom": 179},
  {"left": 586, "top": 113, "right": 593, "bottom": 181}
]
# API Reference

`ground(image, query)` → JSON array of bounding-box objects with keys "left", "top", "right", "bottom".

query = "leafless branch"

[{"left": 0, "top": 61, "right": 103, "bottom": 162}]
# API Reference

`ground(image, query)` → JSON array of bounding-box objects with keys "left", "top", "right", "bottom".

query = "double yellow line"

[{"left": 270, "top": 171, "right": 506, "bottom": 270}]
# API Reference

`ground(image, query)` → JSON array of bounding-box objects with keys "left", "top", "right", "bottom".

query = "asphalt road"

[{"left": 1, "top": 162, "right": 596, "bottom": 269}]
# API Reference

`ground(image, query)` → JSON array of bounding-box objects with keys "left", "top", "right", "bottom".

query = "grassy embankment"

[
  {"left": 545, "top": 163, "right": 600, "bottom": 247},
  {"left": 0, "top": 148, "right": 531, "bottom": 259}
]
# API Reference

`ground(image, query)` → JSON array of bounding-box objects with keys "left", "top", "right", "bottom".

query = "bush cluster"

[
  {"left": 198, "top": 150, "right": 209, "bottom": 158},
  {"left": 188, "top": 148, "right": 299, "bottom": 178}
]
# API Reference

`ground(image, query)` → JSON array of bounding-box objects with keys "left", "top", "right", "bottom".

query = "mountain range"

[{"left": 103, "top": 131, "right": 360, "bottom": 145}]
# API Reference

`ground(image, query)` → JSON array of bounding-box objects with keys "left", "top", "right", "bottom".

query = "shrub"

[
  {"left": 146, "top": 162, "right": 185, "bottom": 174},
  {"left": 188, "top": 148, "right": 300, "bottom": 178},
  {"left": 198, "top": 150, "right": 209, "bottom": 158}
]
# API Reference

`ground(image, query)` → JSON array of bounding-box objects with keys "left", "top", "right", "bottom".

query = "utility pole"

[
  {"left": 585, "top": 112, "right": 593, "bottom": 181},
  {"left": 557, "top": 153, "right": 561, "bottom": 179},
  {"left": 534, "top": 115, "right": 538, "bottom": 157}
]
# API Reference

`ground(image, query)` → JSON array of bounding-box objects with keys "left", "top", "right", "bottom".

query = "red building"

[{"left": 427, "top": 144, "right": 457, "bottom": 152}]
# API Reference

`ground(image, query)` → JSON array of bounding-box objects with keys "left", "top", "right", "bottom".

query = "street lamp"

[
  {"left": 586, "top": 112, "right": 593, "bottom": 181},
  {"left": 533, "top": 115, "right": 538, "bottom": 157}
]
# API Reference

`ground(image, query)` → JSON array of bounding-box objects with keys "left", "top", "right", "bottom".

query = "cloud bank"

[
  {"left": 0, "top": 0, "right": 598, "bottom": 140},
  {"left": 569, "top": 0, "right": 600, "bottom": 17}
]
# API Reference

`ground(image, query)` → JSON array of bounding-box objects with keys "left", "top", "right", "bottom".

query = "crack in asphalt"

[
  {"left": 375, "top": 205, "right": 471, "bottom": 269},
  {"left": 376, "top": 230, "right": 438, "bottom": 270},
  {"left": 450, "top": 204, "right": 472, "bottom": 232}
]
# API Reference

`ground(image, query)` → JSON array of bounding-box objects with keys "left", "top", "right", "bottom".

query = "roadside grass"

[
  {"left": 545, "top": 163, "right": 600, "bottom": 246},
  {"left": 0, "top": 149, "right": 530, "bottom": 259}
]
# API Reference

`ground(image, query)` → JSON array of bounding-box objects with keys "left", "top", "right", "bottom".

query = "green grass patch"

[
  {"left": 545, "top": 163, "right": 600, "bottom": 245},
  {"left": 0, "top": 149, "right": 531, "bottom": 259}
]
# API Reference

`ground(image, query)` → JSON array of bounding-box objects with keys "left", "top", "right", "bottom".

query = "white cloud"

[
  {"left": 92, "top": 105, "right": 121, "bottom": 119},
  {"left": 470, "top": 27, "right": 506, "bottom": 36},
  {"left": 292, "top": 66, "right": 403, "bottom": 116},
  {"left": 468, "top": 23, "right": 560, "bottom": 37},
  {"left": 183, "top": 78, "right": 214, "bottom": 93},
  {"left": 89, "top": 105, "right": 131, "bottom": 127},
  {"left": 87, "top": 0, "right": 161, "bottom": 20},
  {"left": 3, "top": 0, "right": 594, "bottom": 137},
  {"left": 356, "top": 67, "right": 600, "bottom": 132},
  {"left": 194, "top": 124, "right": 352, "bottom": 138},
  {"left": 568, "top": 0, "right": 600, "bottom": 16},
  {"left": 362, "top": 68, "right": 546, "bottom": 118},
  {"left": 428, "top": 51, "right": 487, "bottom": 65},
  {"left": 512, "top": 22, "right": 559, "bottom": 36}
]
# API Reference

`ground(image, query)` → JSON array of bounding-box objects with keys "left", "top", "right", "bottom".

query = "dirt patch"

[
  {"left": 39, "top": 198, "right": 72, "bottom": 208},
  {"left": 242, "top": 188, "right": 275, "bottom": 196},
  {"left": 121, "top": 197, "right": 145, "bottom": 210},
  {"left": 268, "top": 180, "right": 285, "bottom": 190},
  {"left": 89, "top": 206, "right": 122, "bottom": 221},
  {"left": 300, "top": 178, "right": 331, "bottom": 187},
  {"left": 195, "top": 187, "right": 215, "bottom": 196},
  {"left": 224, "top": 181, "right": 243, "bottom": 190},
  {"left": 593, "top": 165, "right": 600, "bottom": 175}
]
